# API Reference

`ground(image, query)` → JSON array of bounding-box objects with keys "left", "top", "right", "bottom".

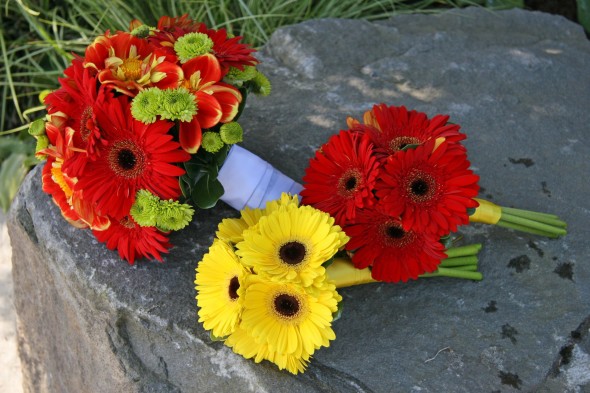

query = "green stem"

[
  {"left": 420, "top": 267, "right": 482, "bottom": 281},
  {"left": 501, "top": 207, "right": 567, "bottom": 227},
  {"left": 439, "top": 256, "right": 478, "bottom": 267},
  {"left": 444, "top": 244, "right": 482, "bottom": 258},
  {"left": 500, "top": 213, "right": 567, "bottom": 236},
  {"left": 496, "top": 220, "right": 560, "bottom": 238}
]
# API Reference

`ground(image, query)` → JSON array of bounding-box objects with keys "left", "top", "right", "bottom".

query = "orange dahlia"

[
  {"left": 301, "top": 130, "right": 379, "bottom": 225},
  {"left": 375, "top": 139, "right": 480, "bottom": 236},
  {"left": 344, "top": 207, "right": 446, "bottom": 283}
]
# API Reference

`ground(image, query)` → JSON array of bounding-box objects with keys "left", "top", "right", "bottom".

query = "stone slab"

[{"left": 9, "top": 7, "right": 590, "bottom": 393}]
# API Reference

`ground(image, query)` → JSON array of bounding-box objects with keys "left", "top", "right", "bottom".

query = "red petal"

[{"left": 179, "top": 118, "right": 203, "bottom": 154}]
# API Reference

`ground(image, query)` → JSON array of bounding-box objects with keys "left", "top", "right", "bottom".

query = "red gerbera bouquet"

[
  {"left": 300, "top": 103, "right": 567, "bottom": 283},
  {"left": 31, "top": 14, "right": 270, "bottom": 263}
]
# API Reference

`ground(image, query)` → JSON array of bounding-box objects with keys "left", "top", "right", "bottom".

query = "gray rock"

[{"left": 9, "top": 7, "right": 590, "bottom": 393}]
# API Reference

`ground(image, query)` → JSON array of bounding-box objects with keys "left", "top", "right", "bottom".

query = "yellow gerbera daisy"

[
  {"left": 236, "top": 204, "right": 349, "bottom": 287},
  {"left": 225, "top": 327, "right": 310, "bottom": 374},
  {"left": 239, "top": 278, "right": 337, "bottom": 358},
  {"left": 217, "top": 193, "right": 300, "bottom": 245},
  {"left": 195, "top": 240, "right": 249, "bottom": 338}
]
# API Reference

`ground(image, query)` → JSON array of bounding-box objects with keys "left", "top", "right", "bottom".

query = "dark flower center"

[
  {"left": 274, "top": 293, "right": 300, "bottom": 317},
  {"left": 386, "top": 225, "right": 405, "bottom": 239},
  {"left": 411, "top": 179, "right": 429, "bottom": 196},
  {"left": 119, "top": 216, "right": 136, "bottom": 229},
  {"left": 108, "top": 140, "right": 146, "bottom": 178},
  {"left": 337, "top": 168, "right": 363, "bottom": 197},
  {"left": 228, "top": 276, "right": 240, "bottom": 300},
  {"left": 279, "top": 241, "right": 307, "bottom": 265}
]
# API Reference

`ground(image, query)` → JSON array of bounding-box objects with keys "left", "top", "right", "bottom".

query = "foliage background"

[{"left": 0, "top": 0, "right": 586, "bottom": 210}]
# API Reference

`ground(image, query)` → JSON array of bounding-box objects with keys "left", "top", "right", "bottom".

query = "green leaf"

[
  {"left": 0, "top": 153, "right": 28, "bottom": 211},
  {"left": 209, "top": 331, "right": 227, "bottom": 342},
  {"left": 322, "top": 256, "right": 335, "bottom": 268},
  {"left": 400, "top": 143, "right": 420, "bottom": 151},
  {"left": 192, "top": 175, "right": 224, "bottom": 209},
  {"left": 578, "top": 0, "right": 590, "bottom": 34},
  {"left": 0, "top": 138, "right": 33, "bottom": 161},
  {"left": 466, "top": 207, "right": 476, "bottom": 216},
  {"left": 179, "top": 175, "right": 192, "bottom": 199}
]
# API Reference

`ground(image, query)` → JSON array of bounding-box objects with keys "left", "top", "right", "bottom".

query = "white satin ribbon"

[{"left": 218, "top": 145, "right": 303, "bottom": 211}]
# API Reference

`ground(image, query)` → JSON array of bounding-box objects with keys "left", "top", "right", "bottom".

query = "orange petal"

[
  {"left": 182, "top": 54, "right": 221, "bottom": 89},
  {"left": 208, "top": 84, "right": 242, "bottom": 123},
  {"left": 152, "top": 61, "right": 184, "bottom": 89},
  {"left": 179, "top": 118, "right": 203, "bottom": 154},
  {"left": 195, "top": 92, "right": 222, "bottom": 129}
]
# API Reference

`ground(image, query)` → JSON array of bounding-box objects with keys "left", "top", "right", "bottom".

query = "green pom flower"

[
  {"left": 34, "top": 135, "right": 49, "bottom": 159},
  {"left": 251, "top": 71, "right": 271, "bottom": 96},
  {"left": 159, "top": 87, "right": 197, "bottom": 122},
  {"left": 130, "top": 24, "right": 153, "bottom": 38},
  {"left": 201, "top": 132, "right": 224, "bottom": 153},
  {"left": 174, "top": 32, "right": 214, "bottom": 63},
  {"left": 219, "top": 122, "right": 243, "bottom": 145},
  {"left": 131, "top": 88, "right": 163, "bottom": 124},
  {"left": 226, "top": 66, "right": 257, "bottom": 83},
  {"left": 156, "top": 199, "right": 195, "bottom": 231},
  {"left": 130, "top": 190, "right": 161, "bottom": 227},
  {"left": 28, "top": 118, "right": 46, "bottom": 136}
]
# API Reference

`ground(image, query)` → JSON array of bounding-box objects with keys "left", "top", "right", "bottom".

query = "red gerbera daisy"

[
  {"left": 347, "top": 104, "right": 466, "bottom": 159},
  {"left": 44, "top": 57, "right": 109, "bottom": 177},
  {"left": 93, "top": 215, "right": 171, "bottom": 264},
  {"left": 74, "top": 96, "right": 190, "bottom": 219},
  {"left": 375, "top": 139, "right": 480, "bottom": 236},
  {"left": 148, "top": 14, "right": 258, "bottom": 75},
  {"left": 344, "top": 207, "right": 446, "bottom": 283},
  {"left": 301, "top": 131, "right": 379, "bottom": 225}
]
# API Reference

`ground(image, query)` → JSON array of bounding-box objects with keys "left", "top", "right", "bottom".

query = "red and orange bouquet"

[{"left": 32, "top": 15, "right": 269, "bottom": 263}]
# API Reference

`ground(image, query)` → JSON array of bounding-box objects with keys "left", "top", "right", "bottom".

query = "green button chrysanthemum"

[
  {"left": 131, "top": 88, "right": 163, "bottom": 124},
  {"left": 201, "top": 132, "right": 224, "bottom": 153},
  {"left": 226, "top": 66, "right": 257, "bottom": 83},
  {"left": 130, "top": 189, "right": 161, "bottom": 227},
  {"left": 156, "top": 199, "right": 195, "bottom": 231},
  {"left": 159, "top": 87, "right": 197, "bottom": 122},
  {"left": 251, "top": 71, "right": 271, "bottom": 96},
  {"left": 130, "top": 24, "right": 152, "bottom": 39},
  {"left": 219, "top": 122, "right": 243, "bottom": 145},
  {"left": 174, "top": 32, "right": 214, "bottom": 63}
]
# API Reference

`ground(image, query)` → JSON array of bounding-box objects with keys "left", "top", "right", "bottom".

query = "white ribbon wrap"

[{"left": 218, "top": 145, "right": 303, "bottom": 211}]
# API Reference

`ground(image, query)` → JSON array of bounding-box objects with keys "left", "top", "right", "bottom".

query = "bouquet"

[
  {"left": 195, "top": 104, "right": 567, "bottom": 373},
  {"left": 30, "top": 14, "right": 270, "bottom": 263}
]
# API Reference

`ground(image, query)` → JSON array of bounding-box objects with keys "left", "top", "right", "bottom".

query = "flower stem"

[
  {"left": 444, "top": 244, "right": 482, "bottom": 258},
  {"left": 420, "top": 267, "right": 483, "bottom": 281},
  {"left": 499, "top": 213, "right": 566, "bottom": 237},
  {"left": 439, "top": 256, "right": 478, "bottom": 267}
]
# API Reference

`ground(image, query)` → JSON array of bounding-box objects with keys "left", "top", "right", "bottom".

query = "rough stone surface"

[{"left": 8, "top": 7, "right": 590, "bottom": 392}]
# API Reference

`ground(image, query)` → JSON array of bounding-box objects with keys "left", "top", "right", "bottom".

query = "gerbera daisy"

[
  {"left": 347, "top": 104, "right": 466, "bottom": 158},
  {"left": 225, "top": 327, "right": 310, "bottom": 375},
  {"left": 344, "top": 207, "right": 446, "bottom": 283},
  {"left": 239, "top": 277, "right": 338, "bottom": 357},
  {"left": 39, "top": 123, "right": 109, "bottom": 230},
  {"left": 216, "top": 193, "right": 300, "bottom": 245},
  {"left": 375, "top": 139, "right": 480, "bottom": 236},
  {"left": 177, "top": 54, "right": 242, "bottom": 153},
  {"left": 84, "top": 31, "right": 182, "bottom": 96},
  {"left": 236, "top": 205, "right": 348, "bottom": 287},
  {"left": 301, "top": 130, "right": 379, "bottom": 225},
  {"left": 195, "top": 240, "right": 250, "bottom": 338},
  {"left": 93, "top": 215, "right": 170, "bottom": 264},
  {"left": 44, "top": 57, "right": 108, "bottom": 177},
  {"left": 74, "top": 97, "right": 190, "bottom": 219},
  {"left": 148, "top": 14, "right": 258, "bottom": 75}
]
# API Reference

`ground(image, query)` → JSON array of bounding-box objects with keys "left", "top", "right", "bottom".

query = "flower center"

[
  {"left": 337, "top": 168, "right": 362, "bottom": 197},
  {"left": 279, "top": 241, "right": 307, "bottom": 266},
  {"left": 228, "top": 276, "right": 240, "bottom": 301},
  {"left": 406, "top": 169, "right": 438, "bottom": 203},
  {"left": 51, "top": 161, "right": 73, "bottom": 198},
  {"left": 390, "top": 136, "right": 421, "bottom": 152},
  {"left": 380, "top": 220, "right": 414, "bottom": 248},
  {"left": 80, "top": 106, "right": 94, "bottom": 142},
  {"left": 108, "top": 140, "right": 146, "bottom": 179},
  {"left": 273, "top": 293, "right": 300, "bottom": 318},
  {"left": 120, "top": 57, "right": 143, "bottom": 80},
  {"left": 119, "top": 216, "right": 136, "bottom": 229}
]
